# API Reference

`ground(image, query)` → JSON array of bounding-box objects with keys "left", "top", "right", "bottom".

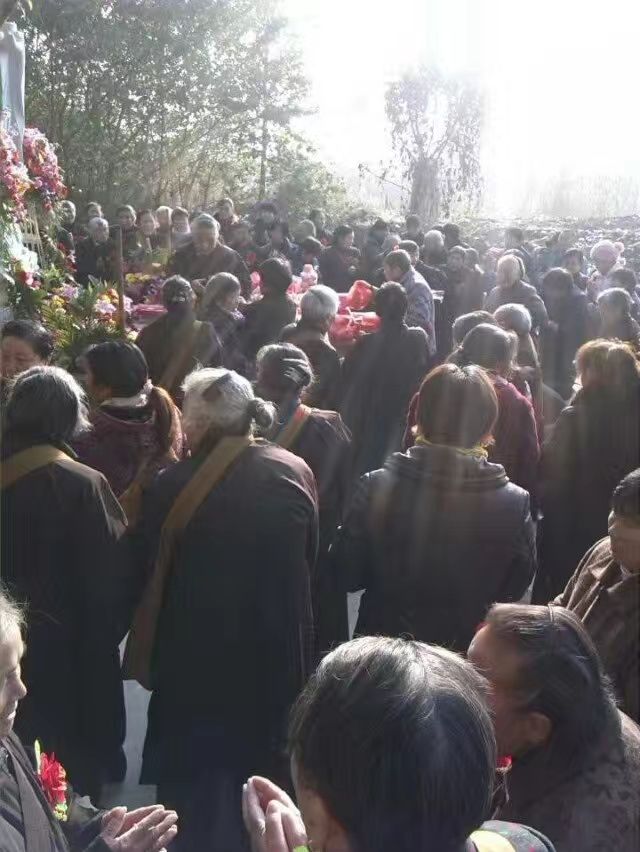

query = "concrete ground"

[{"left": 100, "top": 592, "right": 362, "bottom": 810}]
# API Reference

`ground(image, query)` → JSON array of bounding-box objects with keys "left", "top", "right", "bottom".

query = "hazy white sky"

[{"left": 284, "top": 0, "right": 640, "bottom": 215}]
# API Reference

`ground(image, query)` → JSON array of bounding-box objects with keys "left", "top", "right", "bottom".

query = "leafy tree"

[
  {"left": 385, "top": 67, "right": 483, "bottom": 222},
  {"left": 21, "top": 0, "right": 330, "bottom": 212}
]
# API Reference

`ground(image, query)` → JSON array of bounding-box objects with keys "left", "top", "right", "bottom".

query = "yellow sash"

[
  {"left": 274, "top": 404, "right": 312, "bottom": 450},
  {"left": 123, "top": 435, "right": 252, "bottom": 688},
  {"left": 470, "top": 830, "right": 516, "bottom": 852},
  {"left": 1, "top": 445, "right": 72, "bottom": 490},
  {"left": 158, "top": 320, "right": 202, "bottom": 396}
]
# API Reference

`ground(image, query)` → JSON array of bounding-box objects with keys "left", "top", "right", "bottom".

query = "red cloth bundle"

[{"left": 346, "top": 279, "right": 374, "bottom": 311}]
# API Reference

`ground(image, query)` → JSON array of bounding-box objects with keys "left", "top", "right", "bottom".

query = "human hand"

[
  {"left": 100, "top": 805, "right": 178, "bottom": 852},
  {"left": 242, "top": 776, "right": 307, "bottom": 852}
]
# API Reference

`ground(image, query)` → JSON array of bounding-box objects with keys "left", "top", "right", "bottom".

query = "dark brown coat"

[{"left": 554, "top": 537, "right": 639, "bottom": 723}]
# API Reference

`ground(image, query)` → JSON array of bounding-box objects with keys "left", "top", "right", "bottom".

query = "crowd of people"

[{"left": 0, "top": 197, "right": 639, "bottom": 852}]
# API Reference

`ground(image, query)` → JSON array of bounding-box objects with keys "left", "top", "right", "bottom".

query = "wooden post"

[{"left": 113, "top": 225, "right": 126, "bottom": 333}]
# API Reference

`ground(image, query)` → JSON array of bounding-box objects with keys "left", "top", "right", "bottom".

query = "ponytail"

[
  {"left": 149, "top": 385, "right": 180, "bottom": 460},
  {"left": 247, "top": 397, "right": 275, "bottom": 431}
]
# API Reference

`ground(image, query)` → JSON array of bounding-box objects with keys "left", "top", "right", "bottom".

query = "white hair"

[
  {"left": 382, "top": 234, "right": 402, "bottom": 253},
  {"left": 424, "top": 230, "right": 445, "bottom": 248},
  {"left": 300, "top": 285, "right": 339, "bottom": 325},
  {"left": 494, "top": 303, "right": 532, "bottom": 336},
  {"left": 88, "top": 216, "right": 109, "bottom": 231},
  {"left": 182, "top": 368, "right": 274, "bottom": 439}
]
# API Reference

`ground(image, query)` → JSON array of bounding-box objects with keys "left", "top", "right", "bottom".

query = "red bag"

[{"left": 346, "top": 280, "right": 374, "bottom": 311}]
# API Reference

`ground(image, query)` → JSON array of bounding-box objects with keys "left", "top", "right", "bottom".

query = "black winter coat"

[
  {"left": 0, "top": 435, "right": 130, "bottom": 798},
  {"left": 129, "top": 441, "right": 318, "bottom": 785},
  {"left": 332, "top": 444, "right": 536, "bottom": 652}
]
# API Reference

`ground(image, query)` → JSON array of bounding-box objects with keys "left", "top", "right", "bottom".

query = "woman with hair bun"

[
  {"left": 74, "top": 340, "right": 184, "bottom": 506},
  {"left": 125, "top": 367, "right": 318, "bottom": 852}
]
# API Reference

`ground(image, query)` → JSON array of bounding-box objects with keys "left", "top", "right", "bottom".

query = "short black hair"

[
  {"left": 610, "top": 267, "right": 638, "bottom": 292},
  {"left": 171, "top": 207, "right": 189, "bottom": 222},
  {"left": 301, "top": 236, "right": 323, "bottom": 255},
  {"left": 83, "top": 341, "right": 148, "bottom": 397},
  {"left": 289, "top": 637, "right": 496, "bottom": 852},
  {"left": 258, "top": 201, "right": 279, "bottom": 215},
  {"left": 375, "top": 281, "right": 408, "bottom": 324},
  {"left": 485, "top": 604, "right": 617, "bottom": 765},
  {"left": 542, "top": 267, "right": 574, "bottom": 295},
  {"left": 383, "top": 249, "right": 412, "bottom": 275},
  {"left": 398, "top": 240, "right": 419, "bottom": 255},
  {"left": 1, "top": 319, "right": 54, "bottom": 361},
  {"left": 137, "top": 208, "right": 156, "bottom": 221},
  {"left": 416, "top": 363, "right": 498, "bottom": 449},
  {"left": 449, "top": 323, "right": 516, "bottom": 372},
  {"left": 405, "top": 214, "right": 420, "bottom": 228},
  {"left": 333, "top": 225, "right": 354, "bottom": 245},
  {"left": 116, "top": 204, "right": 136, "bottom": 217},
  {"left": 443, "top": 222, "right": 461, "bottom": 240},
  {"left": 612, "top": 468, "right": 640, "bottom": 519},
  {"left": 563, "top": 247, "right": 584, "bottom": 265},
  {"left": 259, "top": 257, "right": 292, "bottom": 294},
  {"left": 505, "top": 226, "right": 524, "bottom": 243}
]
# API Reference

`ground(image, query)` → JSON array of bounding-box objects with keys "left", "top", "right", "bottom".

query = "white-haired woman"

[
  {"left": 280, "top": 284, "right": 341, "bottom": 409},
  {"left": 0, "top": 367, "right": 130, "bottom": 801},
  {"left": 485, "top": 255, "right": 548, "bottom": 331},
  {"left": 125, "top": 368, "right": 318, "bottom": 852},
  {"left": 0, "top": 587, "right": 178, "bottom": 852}
]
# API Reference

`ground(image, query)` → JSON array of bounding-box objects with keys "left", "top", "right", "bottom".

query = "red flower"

[
  {"left": 497, "top": 755, "right": 513, "bottom": 771},
  {"left": 39, "top": 752, "right": 67, "bottom": 807}
]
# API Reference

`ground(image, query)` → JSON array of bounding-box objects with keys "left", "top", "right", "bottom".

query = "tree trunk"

[
  {"left": 409, "top": 157, "right": 440, "bottom": 223},
  {"left": 258, "top": 114, "right": 268, "bottom": 201}
]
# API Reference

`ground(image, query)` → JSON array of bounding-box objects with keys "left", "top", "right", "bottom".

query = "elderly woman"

[
  {"left": 0, "top": 588, "right": 178, "bottom": 852},
  {"left": 339, "top": 282, "right": 430, "bottom": 482},
  {"left": 198, "top": 272, "right": 248, "bottom": 373},
  {"left": 485, "top": 255, "right": 548, "bottom": 332},
  {"left": 280, "top": 284, "right": 341, "bottom": 409},
  {"left": 73, "top": 341, "right": 184, "bottom": 507},
  {"left": 588, "top": 239, "right": 624, "bottom": 302},
  {"left": 469, "top": 604, "right": 640, "bottom": 852},
  {"left": 243, "top": 638, "right": 554, "bottom": 852},
  {"left": 597, "top": 287, "right": 640, "bottom": 350},
  {"left": 126, "top": 368, "right": 318, "bottom": 852},
  {"left": 333, "top": 363, "right": 535, "bottom": 652},
  {"left": 255, "top": 343, "right": 351, "bottom": 651},
  {"left": 1, "top": 367, "right": 131, "bottom": 799},
  {"left": 75, "top": 217, "right": 116, "bottom": 285},
  {"left": 538, "top": 340, "right": 640, "bottom": 600},
  {"left": 166, "top": 213, "right": 251, "bottom": 297},
  {"left": 136, "top": 275, "right": 221, "bottom": 402}
]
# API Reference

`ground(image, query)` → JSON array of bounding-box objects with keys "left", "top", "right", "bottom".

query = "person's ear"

[
  {"left": 522, "top": 711, "right": 552, "bottom": 750},
  {"left": 296, "top": 788, "right": 349, "bottom": 852}
]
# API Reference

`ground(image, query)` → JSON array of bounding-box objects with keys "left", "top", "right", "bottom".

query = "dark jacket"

[
  {"left": 403, "top": 376, "right": 540, "bottom": 505},
  {"left": 485, "top": 280, "right": 548, "bottom": 331},
  {"left": 280, "top": 320, "right": 342, "bottom": 410},
  {"left": 72, "top": 401, "right": 185, "bottom": 497},
  {"left": 74, "top": 239, "right": 116, "bottom": 286},
  {"left": 1, "top": 435, "right": 130, "bottom": 798},
  {"left": 497, "top": 709, "right": 640, "bottom": 852},
  {"left": 240, "top": 294, "right": 297, "bottom": 368},
  {"left": 361, "top": 233, "right": 386, "bottom": 280},
  {"left": 166, "top": 242, "right": 251, "bottom": 297},
  {"left": 318, "top": 246, "right": 361, "bottom": 293},
  {"left": 339, "top": 323, "right": 430, "bottom": 481},
  {"left": 0, "top": 731, "right": 107, "bottom": 852},
  {"left": 538, "top": 383, "right": 640, "bottom": 600},
  {"left": 136, "top": 314, "right": 222, "bottom": 398},
  {"left": 331, "top": 445, "right": 536, "bottom": 651},
  {"left": 199, "top": 303, "right": 249, "bottom": 375},
  {"left": 110, "top": 226, "right": 140, "bottom": 262},
  {"left": 129, "top": 441, "right": 318, "bottom": 784},
  {"left": 554, "top": 537, "right": 639, "bottom": 723},
  {"left": 540, "top": 286, "right": 591, "bottom": 399}
]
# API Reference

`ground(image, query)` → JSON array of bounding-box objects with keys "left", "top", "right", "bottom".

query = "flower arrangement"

[
  {"left": 125, "top": 271, "right": 164, "bottom": 304},
  {"left": 41, "top": 280, "right": 130, "bottom": 369},
  {"left": 34, "top": 740, "right": 68, "bottom": 822},
  {"left": 0, "top": 126, "right": 32, "bottom": 223},
  {"left": 23, "top": 127, "right": 66, "bottom": 213}
]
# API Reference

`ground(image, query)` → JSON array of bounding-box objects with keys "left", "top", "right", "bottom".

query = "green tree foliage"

[
  {"left": 21, "top": 0, "right": 344, "bottom": 214},
  {"left": 385, "top": 67, "right": 483, "bottom": 222}
]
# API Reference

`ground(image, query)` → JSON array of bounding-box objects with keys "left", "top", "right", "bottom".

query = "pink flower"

[{"left": 94, "top": 299, "right": 117, "bottom": 316}]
